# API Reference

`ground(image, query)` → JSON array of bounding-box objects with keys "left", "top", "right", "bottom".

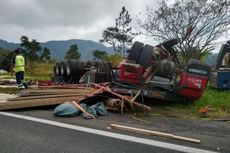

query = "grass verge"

[{"left": 148, "top": 86, "right": 230, "bottom": 119}]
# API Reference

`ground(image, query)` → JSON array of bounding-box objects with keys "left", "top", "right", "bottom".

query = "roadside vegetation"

[{"left": 148, "top": 86, "right": 230, "bottom": 119}]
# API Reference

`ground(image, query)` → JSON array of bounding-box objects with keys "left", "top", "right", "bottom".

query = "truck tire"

[
  {"left": 66, "top": 60, "right": 83, "bottom": 78},
  {"left": 53, "top": 65, "right": 57, "bottom": 76},
  {"left": 137, "top": 44, "right": 153, "bottom": 69},
  {"left": 55, "top": 62, "right": 61, "bottom": 76},
  {"left": 127, "top": 41, "right": 144, "bottom": 63},
  {"left": 60, "top": 61, "right": 67, "bottom": 77}
]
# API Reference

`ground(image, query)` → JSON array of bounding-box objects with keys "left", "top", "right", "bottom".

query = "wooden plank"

[
  {"left": 0, "top": 88, "right": 99, "bottom": 110},
  {"left": 19, "top": 88, "right": 94, "bottom": 95},
  {"left": 110, "top": 124, "right": 200, "bottom": 144},
  {"left": 18, "top": 88, "right": 95, "bottom": 98},
  {"left": 0, "top": 96, "right": 82, "bottom": 110},
  {"left": 72, "top": 101, "right": 95, "bottom": 119},
  {"left": 7, "top": 94, "right": 84, "bottom": 101}
]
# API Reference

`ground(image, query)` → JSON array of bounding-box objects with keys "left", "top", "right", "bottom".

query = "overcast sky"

[{"left": 0, "top": 0, "right": 160, "bottom": 44}]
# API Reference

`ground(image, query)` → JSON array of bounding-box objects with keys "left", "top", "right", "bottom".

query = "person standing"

[{"left": 12, "top": 48, "right": 28, "bottom": 89}]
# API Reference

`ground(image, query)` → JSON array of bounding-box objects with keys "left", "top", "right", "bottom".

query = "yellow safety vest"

[{"left": 15, "top": 55, "right": 25, "bottom": 72}]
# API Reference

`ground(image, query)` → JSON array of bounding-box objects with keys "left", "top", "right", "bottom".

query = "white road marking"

[{"left": 0, "top": 112, "right": 218, "bottom": 153}]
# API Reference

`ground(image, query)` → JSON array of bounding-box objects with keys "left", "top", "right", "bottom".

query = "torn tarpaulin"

[{"left": 54, "top": 101, "right": 107, "bottom": 119}]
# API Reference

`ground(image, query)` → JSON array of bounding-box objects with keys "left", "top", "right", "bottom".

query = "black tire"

[
  {"left": 53, "top": 65, "right": 57, "bottom": 76},
  {"left": 66, "top": 60, "right": 83, "bottom": 78},
  {"left": 160, "top": 38, "right": 179, "bottom": 50},
  {"left": 127, "top": 41, "right": 144, "bottom": 63},
  {"left": 137, "top": 44, "right": 153, "bottom": 69},
  {"left": 60, "top": 61, "right": 67, "bottom": 77},
  {"left": 55, "top": 62, "right": 61, "bottom": 76}
]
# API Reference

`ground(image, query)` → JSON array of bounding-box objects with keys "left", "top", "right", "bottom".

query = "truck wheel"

[
  {"left": 127, "top": 41, "right": 144, "bottom": 63},
  {"left": 66, "top": 60, "right": 82, "bottom": 78},
  {"left": 55, "top": 62, "right": 61, "bottom": 76},
  {"left": 60, "top": 61, "right": 67, "bottom": 77},
  {"left": 53, "top": 65, "right": 57, "bottom": 76},
  {"left": 137, "top": 44, "right": 153, "bottom": 69}
]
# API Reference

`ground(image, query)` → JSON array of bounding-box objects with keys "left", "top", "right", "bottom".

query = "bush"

[{"left": 105, "top": 54, "right": 123, "bottom": 67}]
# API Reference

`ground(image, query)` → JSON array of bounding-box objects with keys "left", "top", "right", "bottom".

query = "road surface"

[{"left": 1, "top": 109, "right": 228, "bottom": 153}]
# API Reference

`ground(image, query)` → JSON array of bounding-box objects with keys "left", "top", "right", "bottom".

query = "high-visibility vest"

[{"left": 15, "top": 55, "right": 25, "bottom": 72}]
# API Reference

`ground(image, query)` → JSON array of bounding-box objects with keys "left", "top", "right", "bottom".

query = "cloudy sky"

[{"left": 0, "top": 0, "right": 160, "bottom": 44}]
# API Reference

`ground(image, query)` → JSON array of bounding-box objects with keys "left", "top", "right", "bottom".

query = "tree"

[
  {"left": 100, "top": 27, "right": 120, "bottom": 54},
  {"left": 115, "top": 6, "right": 138, "bottom": 57},
  {"left": 0, "top": 48, "right": 14, "bottom": 71},
  {"left": 20, "top": 36, "right": 42, "bottom": 61},
  {"left": 138, "top": 0, "right": 230, "bottom": 64},
  {"left": 40, "top": 47, "right": 51, "bottom": 61},
  {"left": 65, "top": 44, "right": 81, "bottom": 60},
  {"left": 100, "top": 6, "right": 138, "bottom": 57},
  {"left": 92, "top": 50, "right": 108, "bottom": 60}
]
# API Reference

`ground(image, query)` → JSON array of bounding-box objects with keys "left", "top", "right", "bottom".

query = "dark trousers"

[{"left": 15, "top": 71, "right": 24, "bottom": 87}]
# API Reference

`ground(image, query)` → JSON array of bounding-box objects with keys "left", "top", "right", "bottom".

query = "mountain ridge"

[{"left": 0, "top": 39, "right": 114, "bottom": 60}]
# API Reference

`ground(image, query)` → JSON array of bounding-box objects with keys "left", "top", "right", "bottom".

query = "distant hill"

[
  {"left": 0, "top": 39, "right": 113, "bottom": 60},
  {"left": 0, "top": 39, "right": 20, "bottom": 50},
  {"left": 0, "top": 38, "right": 220, "bottom": 64}
]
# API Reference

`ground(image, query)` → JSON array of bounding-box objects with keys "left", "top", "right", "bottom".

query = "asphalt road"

[
  {"left": 0, "top": 114, "right": 181, "bottom": 153},
  {"left": 1, "top": 109, "right": 228, "bottom": 153}
]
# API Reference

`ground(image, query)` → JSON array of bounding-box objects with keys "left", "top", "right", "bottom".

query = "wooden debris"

[
  {"left": 104, "top": 98, "right": 121, "bottom": 111},
  {"left": 7, "top": 94, "right": 83, "bottom": 101},
  {"left": 109, "top": 124, "right": 201, "bottom": 144},
  {"left": 0, "top": 88, "right": 96, "bottom": 110},
  {"left": 72, "top": 101, "right": 95, "bottom": 119},
  {"left": 91, "top": 83, "right": 152, "bottom": 111},
  {"left": 0, "top": 96, "right": 80, "bottom": 110}
]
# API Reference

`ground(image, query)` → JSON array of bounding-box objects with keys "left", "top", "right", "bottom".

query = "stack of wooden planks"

[{"left": 0, "top": 87, "right": 97, "bottom": 110}]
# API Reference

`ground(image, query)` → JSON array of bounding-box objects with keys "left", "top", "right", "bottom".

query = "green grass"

[
  {"left": 148, "top": 86, "right": 230, "bottom": 119},
  {"left": 1, "top": 61, "right": 54, "bottom": 81},
  {"left": 26, "top": 61, "right": 54, "bottom": 81},
  {"left": 195, "top": 86, "right": 230, "bottom": 111}
]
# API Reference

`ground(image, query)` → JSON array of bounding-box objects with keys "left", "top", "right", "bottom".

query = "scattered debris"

[
  {"left": 54, "top": 101, "right": 107, "bottom": 119},
  {"left": 199, "top": 104, "right": 216, "bottom": 117},
  {"left": 72, "top": 101, "right": 96, "bottom": 119},
  {"left": 1, "top": 82, "right": 151, "bottom": 119},
  {"left": 91, "top": 83, "right": 152, "bottom": 111},
  {"left": 0, "top": 87, "right": 96, "bottom": 110},
  {"left": 109, "top": 124, "right": 201, "bottom": 144}
]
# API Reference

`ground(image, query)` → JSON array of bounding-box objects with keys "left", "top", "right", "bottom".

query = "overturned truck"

[{"left": 53, "top": 39, "right": 211, "bottom": 102}]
